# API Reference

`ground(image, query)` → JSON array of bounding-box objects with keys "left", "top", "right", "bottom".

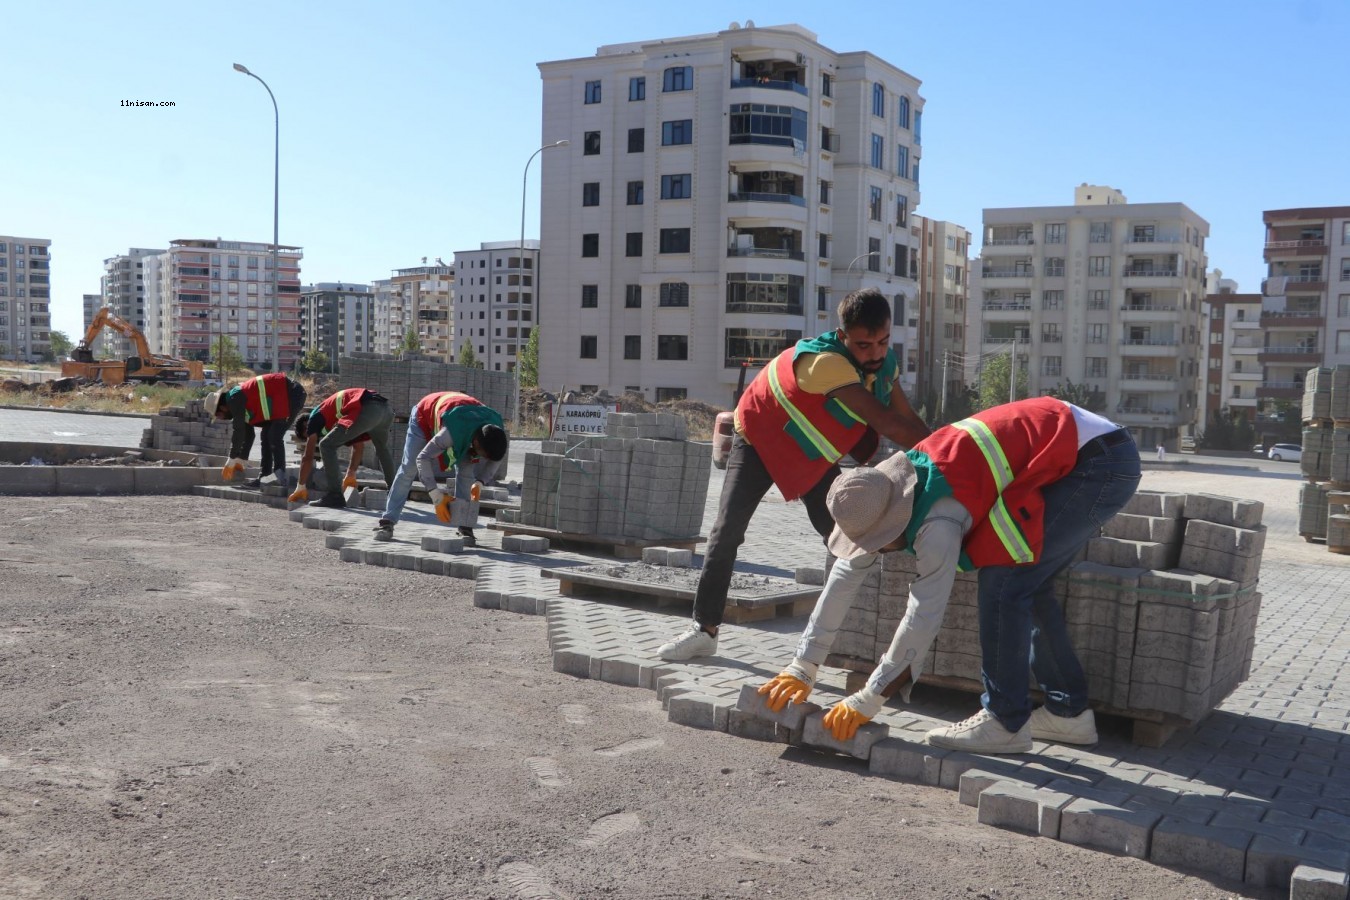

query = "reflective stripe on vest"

[
  {"left": 951, "top": 418, "right": 1035, "bottom": 564},
  {"left": 432, "top": 393, "right": 463, "bottom": 469},
  {"left": 256, "top": 380, "right": 273, "bottom": 420},
  {"left": 766, "top": 359, "right": 842, "bottom": 461}
]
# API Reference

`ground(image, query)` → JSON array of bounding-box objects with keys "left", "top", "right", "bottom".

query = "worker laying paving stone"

[
  {"left": 287, "top": 387, "right": 397, "bottom": 509},
  {"left": 206, "top": 372, "right": 307, "bottom": 489}
]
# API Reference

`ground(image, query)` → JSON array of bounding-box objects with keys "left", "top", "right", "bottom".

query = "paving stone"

[
  {"left": 666, "top": 693, "right": 725, "bottom": 731},
  {"left": 1184, "top": 493, "right": 1264, "bottom": 529},
  {"left": 502, "top": 535, "right": 549, "bottom": 553},
  {"left": 1148, "top": 815, "right": 1252, "bottom": 879},
  {"left": 727, "top": 709, "right": 794, "bottom": 743},
  {"left": 734, "top": 682, "right": 819, "bottom": 731},
  {"left": 977, "top": 782, "right": 1076, "bottom": 838},
  {"left": 795, "top": 566, "right": 826, "bottom": 585},
  {"left": 800, "top": 713, "right": 888, "bottom": 760},
  {"left": 1058, "top": 797, "right": 1161, "bottom": 859},
  {"left": 1246, "top": 837, "right": 1350, "bottom": 891},
  {"left": 1290, "top": 864, "right": 1350, "bottom": 900},
  {"left": 421, "top": 535, "right": 465, "bottom": 553}
]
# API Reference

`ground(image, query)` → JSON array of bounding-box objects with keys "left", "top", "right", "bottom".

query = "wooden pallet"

[
  {"left": 541, "top": 565, "right": 819, "bottom": 623},
  {"left": 490, "top": 522, "right": 703, "bottom": 560},
  {"left": 832, "top": 655, "right": 1194, "bottom": 748}
]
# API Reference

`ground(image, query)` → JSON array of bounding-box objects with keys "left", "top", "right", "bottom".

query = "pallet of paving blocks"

[
  {"left": 1300, "top": 365, "right": 1350, "bottom": 556},
  {"left": 337, "top": 353, "right": 517, "bottom": 423},
  {"left": 826, "top": 490, "right": 1265, "bottom": 746}
]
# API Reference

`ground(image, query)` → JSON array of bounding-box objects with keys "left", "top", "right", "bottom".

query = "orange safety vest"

[
  {"left": 239, "top": 373, "right": 293, "bottom": 425},
  {"left": 312, "top": 388, "right": 373, "bottom": 442},
  {"left": 413, "top": 391, "right": 482, "bottom": 471}
]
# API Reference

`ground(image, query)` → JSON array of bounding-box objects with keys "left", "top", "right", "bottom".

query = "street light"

[
  {"left": 515, "top": 139, "right": 569, "bottom": 431},
  {"left": 846, "top": 250, "right": 881, "bottom": 285},
  {"left": 232, "top": 62, "right": 281, "bottom": 373}
]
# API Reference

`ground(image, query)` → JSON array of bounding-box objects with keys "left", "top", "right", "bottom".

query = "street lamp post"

[
  {"left": 232, "top": 63, "right": 281, "bottom": 373},
  {"left": 846, "top": 250, "right": 881, "bottom": 285},
  {"left": 516, "top": 139, "right": 569, "bottom": 431}
]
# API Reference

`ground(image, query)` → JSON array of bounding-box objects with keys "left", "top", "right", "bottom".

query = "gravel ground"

[{"left": 0, "top": 496, "right": 1277, "bottom": 899}]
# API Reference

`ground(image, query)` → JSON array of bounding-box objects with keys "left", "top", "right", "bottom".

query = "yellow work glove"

[
  {"left": 429, "top": 488, "right": 454, "bottom": 524},
  {"left": 469, "top": 482, "right": 481, "bottom": 502},
  {"left": 342, "top": 476, "right": 359, "bottom": 491},
  {"left": 823, "top": 701, "right": 872, "bottom": 742},
  {"left": 288, "top": 486, "right": 308, "bottom": 503},
  {"left": 221, "top": 458, "right": 247, "bottom": 481},
  {"left": 758, "top": 672, "right": 812, "bottom": 713}
]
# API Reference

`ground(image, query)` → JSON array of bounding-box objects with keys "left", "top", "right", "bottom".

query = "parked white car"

[{"left": 1268, "top": 443, "right": 1302, "bottom": 462}]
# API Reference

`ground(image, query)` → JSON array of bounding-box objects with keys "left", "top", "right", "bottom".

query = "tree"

[
  {"left": 49, "top": 330, "right": 73, "bottom": 360},
  {"left": 1046, "top": 379, "right": 1106, "bottom": 413},
  {"left": 975, "top": 351, "right": 1028, "bottom": 412},
  {"left": 211, "top": 335, "right": 244, "bottom": 383},
  {"left": 939, "top": 386, "right": 977, "bottom": 426},
  {"left": 458, "top": 339, "right": 481, "bottom": 369},
  {"left": 397, "top": 327, "right": 421, "bottom": 356},
  {"left": 299, "top": 348, "right": 330, "bottom": 373},
  {"left": 518, "top": 327, "right": 540, "bottom": 388}
]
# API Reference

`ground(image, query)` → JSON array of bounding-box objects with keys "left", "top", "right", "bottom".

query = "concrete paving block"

[
  {"left": 1122, "top": 490, "right": 1185, "bottom": 519},
  {"left": 1247, "top": 837, "right": 1350, "bottom": 891},
  {"left": 0, "top": 466, "right": 57, "bottom": 494},
  {"left": 667, "top": 693, "right": 723, "bottom": 731},
  {"left": 287, "top": 508, "right": 307, "bottom": 523},
  {"left": 977, "top": 782, "right": 1076, "bottom": 838},
  {"left": 800, "top": 713, "right": 888, "bottom": 760},
  {"left": 642, "top": 547, "right": 669, "bottom": 565},
  {"left": 1177, "top": 545, "right": 1262, "bottom": 583},
  {"left": 338, "top": 546, "right": 363, "bottom": 564},
  {"left": 553, "top": 649, "right": 593, "bottom": 679},
  {"left": 1183, "top": 519, "right": 1267, "bottom": 557},
  {"left": 956, "top": 769, "right": 1010, "bottom": 806},
  {"left": 1290, "top": 864, "right": 1350, "bottom": 900},
  {"left": 1059, "top": 797, "right": 1161, "bottom": 859},
  {"left": 449, "top": 559, "right": 480, "bottom": 579},
  {"left": 1101, "top": 512, "right": 1183, "bottom": 544},
  {"left": 55, "top": 467, "right": 135, "bottom": 495},
  {"left": 472, "top": 588, "right": 501, "bottom": 609},
  {"left": 324, "top": 534, "right": 346, "bottom": 550},
  {"left": 502, "top": 535, "right": 549, "bottom": 553},
  {"left": 504, "top": 593, "right": 546, "bottom": 616},
  {"left": 385, "top": 551, "right": 417, "bottom": 571},
  {"left": 417, "top": 556, "right": 450, "bottom": 576},
  {"left": 734, "top": 682, "right": 819, "bottom": 731},
  {"left": 599, "top": 656, "right": 645, "bottom": 687},
  {"left": 1184, "top": 493, "right": 1264, "bottom": 529},
  {"left": 727, "top": 709, "right": 794, "bottom": 743},
  {"left": 303, "top": 516, "right": 326, "bottom": 530},
  {"left": 1148, "top": 815, "right": 1252, "bottom": 879},
  {"left": 421, "top": 535, "right": 465, "bottom": 554}
]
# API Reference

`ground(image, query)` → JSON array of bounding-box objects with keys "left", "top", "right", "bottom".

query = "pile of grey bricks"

[
  {"left": 825, "top": 489, "right": 1264, "bottom": 728},
  {"left": 337, "top": 353, "right": 516, "bottom": 423},
  {"left": 1298, "top": 365, "right": 1350, "bottom": 550},
  {"left": 505, "top": 412, "right": 709, "bottom": 541},
  {"left": 141, "top": 398, "right": 232, "bottom": 457}
]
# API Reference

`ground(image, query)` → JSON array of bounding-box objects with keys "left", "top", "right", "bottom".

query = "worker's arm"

[
  {"left": 229, "top": 408, "right": 254, "bottom": 463},
  {"left": 827, "top": 382, "right": 930, "bottom": 449},
  {"left": 295, "top": 433, "right": 319, "bottom": 488},
  {"left": 415, "top": 427, "right": 456, "bottom": 494},
  {"left": 343, "top": 438, "right": 368, "bottom": 488}
]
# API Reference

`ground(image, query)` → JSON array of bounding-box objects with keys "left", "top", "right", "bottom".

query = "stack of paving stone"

[
  {"left": 1297, "top": 365, "right": 1350, "bottom": 548},
  {"left": 828, "top": 490, "right": 1265, "bottom": 729},
  {"left": 338, "top": 352, "right": 517, "bottom": 424},
  {"left": 508, "top": 412, "right": 709, "bottom": 541},
  {"left": 140, "top": 399, "right": 232, "bottom": 457}
]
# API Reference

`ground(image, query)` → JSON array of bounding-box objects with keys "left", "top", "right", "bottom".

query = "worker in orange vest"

[
  {"left": 206, "top": 373, "right": 307, "bottom": 488},
  {"left": 287, "top": 387, "right": 396, "bottom": 508}
]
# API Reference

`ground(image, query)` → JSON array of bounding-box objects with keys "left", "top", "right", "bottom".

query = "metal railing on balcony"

[
  {"left": 1087, "top": 300, "right": 1108, "bottom": 310},
  {"left": 1261, "top": 309, "right": 1321, "bottom": 319},
  {"left": 1126, "top": 235, "right": 1182, "bottom": 244},
  {"left": 1120, "top": 304, "right": 1178, "bottom": 312},
  {"left": 981, "top": 301, "right": 1031, "bottom": 311},
  {"left": 986, "top": 237, "right": 1034, "bottom": 246},
  {"left": 1117, "top": 406, "right": 1176, "bottom": 415},
  {"left": 730, "top": 78, "right": 809, "bottom": 96},
  {"left": 982, "top": 269, "right": 1033, "bottom": 278},
  {"left": 1121, "top": 338, "right": 1179, "bottom": 346},
  {"left": 1260, "top": 346, "right": 1320, "bottom": 355},
  {"left": 1264, "top": 239, "right": 1325, "bottom": 250},
  {"left": 1122, "top": 373, "right": 1177, "bottom": 382},
  {"left": 1124, "top": 268, "right": 1178, "bottom": 277},
  {"left": 1041, "top": 334, "right": 1063, "bottom": 343},
  {"left": 1044, "top": 267, "right": 1065, "bottom": 276},
  {"left": 726, "top": 247, "right": 805, "bottom": 261},
  {"left": 1283, "top": 274, "right": 1324, "bottom": 283},
  {"left": 727, "top": 192, "right": 807, "bottom": 207},
  {"left": 1259, "top": 381, "right": 1301, "bottom": 390}
]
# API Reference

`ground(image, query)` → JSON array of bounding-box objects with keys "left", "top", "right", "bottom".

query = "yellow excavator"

[{"left": 62, "top": 306, "right": 204, "bottom": 384}]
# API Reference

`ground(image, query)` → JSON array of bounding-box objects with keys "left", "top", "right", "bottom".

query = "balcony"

[
  {"left": 727, "top": 246, "right": 805, "bottom": 261},
  {"left": 1120, "top": 338, "right": 1180, "bottom": 357},
  {"left": 981, "top": 301, "right": 1031, "bottom": 312},
  {"left": 1256, "top": 381, "right": 1303, "bottom": 400},
  {"left": 1228, "top": 371, "right": 1262, "bottom": 381},
  {"left": 1125, "top": 234, "right": 1182, "bottom": 247},
  {"left": 1114, "top": 407, "right": 1181, "bottom": 424},
  {"left": 1257, "top": 345, "right": 1320, "bottom": 364},
  {"left": 730, "top": 77, "right": 808, "bottom": 96},
  {"left": 1260, "top": 309, "right": 1324, "bottom": 328},
  {"left": 1122, "top": 268, "right": 1179, "bottom": 280},
  {"left": 1119, "top": 373, "right": 1178, "bottom": 390},
  {"left": 1264, "top": 239, "right": 1327, "bottom": 257},
  {"left": 982, "top": 268, "right": 1033, "bottom": 279},
  {"left": 1265, "top": 273, "right": 1326, "bottom": 293},
  {"left": 727, "top": 191, "right": 806, "bottom": 207},
  {"left": 1044, "top": 267, "right": 1065, "bottom": 277}
]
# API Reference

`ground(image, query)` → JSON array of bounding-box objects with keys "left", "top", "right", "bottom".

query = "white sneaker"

[
  {"left": 657, "top": 624, "right": 718, "bottom": 661},
  {"left": 1029, "top": 707, "right": 1098, "bottom": 745},
  {"left": 926, "top": 708, "right": 1031, "bottom": 754}
]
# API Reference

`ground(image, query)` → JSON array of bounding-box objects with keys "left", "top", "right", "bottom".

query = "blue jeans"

[
  {"left": 977, "top": 431, "right": 1141, "bottom": 731},
  {"left": 380, "top": 417, "right": 428, "bottom": 524}
]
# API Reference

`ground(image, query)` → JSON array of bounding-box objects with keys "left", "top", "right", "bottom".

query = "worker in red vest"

[
  {"left": 287, "top": 388, "right": 396, "bottom": 508},
  {"left": 206, "top": 373, "right": 307, "bottom": 488},
  {"left": 657, "top": 288, "right": 930, "bottom": 662},
  {"left": 757, "top": 396, "right": 1140, "bottom": 755}
]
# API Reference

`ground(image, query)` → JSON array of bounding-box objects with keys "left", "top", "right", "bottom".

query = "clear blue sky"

[{"left": 6, "top": 0, "right": 1347, "bottom": 340}]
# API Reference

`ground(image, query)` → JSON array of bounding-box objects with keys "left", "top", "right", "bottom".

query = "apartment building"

[
  {"left": 81, "top": 294, "right": 105, "bottom": 356},
  {"left": 370, "top": 278, "right": 396, "bottom": 354},
  {"left": 912, "top": 216, "right": 970, "bottom": 412},
  {"left": 970, "top": 185, "right": 1210, "bottom": 449},
  {"left": 0, "top": 235, "right": 53, "bottom": 362},
  {"left": 1201, "top": 288, "right": 1261, "bottom": 425},
  {"left": 389, "top": 261, "right": 454, "bottom": 362},
  {"left": 299, "top": 283, "right": 376, "bottom": 369},
  {"left": 453, "top": 241, "right": 540, "bottom": 374},
  {"left": 537, "top": 22, "right": 923, "bottom": 405},
  {"left": 99, "top": 248, "right": 164, "bottom": 357},
  {"left": 1258, "top": 206, "right": 1350, "bottom": 409},
  {"left": 144, "top": 239, "right": 304, "bottom": 370}
]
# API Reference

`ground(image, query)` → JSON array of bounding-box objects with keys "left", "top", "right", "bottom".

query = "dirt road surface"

[{"left": 1, "top": 497, "right": 1277, "bottom": 899}]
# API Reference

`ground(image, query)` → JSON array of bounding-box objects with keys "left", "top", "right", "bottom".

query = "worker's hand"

[
  {"left": 221, "top": 458, "right": 247, "bottom": 481},
  {"left": 757, "top": 672, "right": 812, "bottom": 713},
  {"left": 469, "top": 482, "right": 481, "bottom": 502},
  {"left": 823, "top": 701, "right": 872, "bottom": 742},
  {"left": 429, "top": 488, "right": 454, "bottom": 524},
  {"left": 288, "top": 486, "right": 308, "bottom": 504},
  {"left": 342, "top": 476, "right": 359, "bottom": 491}
]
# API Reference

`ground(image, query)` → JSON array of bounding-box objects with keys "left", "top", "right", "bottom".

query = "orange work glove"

[
  {"left": 823, "top": 702, "right": 872, "bottom": 742},
  {"left": 757, "top": 672, "right": 812, "bottom": 713},
  {"left": 342, "top": 476, "right": 359, "bottom": 491},
  {"left": 429, "top": 488, "right": 454, "bottom": 524},
  {"left": 469, "top": 482, "right": 481, "bottom": 502},
  {"left": 287, "top": 486, "right": 308, "bottom": 503},
  {"left": 221, "top": 458, "right": 246, "bottom": 481}
]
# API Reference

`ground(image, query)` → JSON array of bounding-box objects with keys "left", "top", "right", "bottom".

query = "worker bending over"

[
  {"left": 207, "top": 373, "right": 307, "bottom": 488},
  {"left": 288, "top": 387, "right": 397, "bottom": 508}
]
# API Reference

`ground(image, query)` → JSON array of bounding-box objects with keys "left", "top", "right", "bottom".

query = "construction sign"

[{"left": 549, "top": 401, "right": 618, "bottom": 437}]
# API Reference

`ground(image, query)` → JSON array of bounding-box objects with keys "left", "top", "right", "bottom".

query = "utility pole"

[
  {"left": 939, "top": 350, "right": 950, "bottom": 423},
  {"left": 1009, "top": 336, "right": 1018, "bottom": 404}
]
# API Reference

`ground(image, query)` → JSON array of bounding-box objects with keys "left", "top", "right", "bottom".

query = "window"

[
  {"left": 821, "top": 73, "right": 832, "bottom": 97},
  {"left": 662, "top": 119, "right": 692, "bottom": 145},
  {"left": 1088, "top": 289, "right": 1109, "bottom": 310},
  {"left": 628, "top": 76, "right": 645, "bottom": 101},
  {"left": 1045, "top": 257, "right": 1065, "bottom": 276},
  {"left": 895, "top": 195, "right": 908, "bottom": 226},
  {"left": 1132, "top": 224, "right": 1155, "bottom": 242},
  {"left": 914, "top": 110, "right": 922, "bottom": 145},
  {"left": 1090, "top": 222, "right": 1112, "bottom": 243},
  {"left": 869, "top": 186, "right": 883, "bottom": 221},
  {"left": 896, "top": 145, "right": 909, "bottom": 178},
  {"left": 582, "top": 182, "right": 600, "bottom": 206},
  {"left": 581, "top": 234, "right": 599, "bottom": 257},
  {"left": 655, "top": 387, "right": 687, "bottom": 402},
  {"left": 626, "top": 233, "right": 643, "bottom": 257},
  {"left": 583, "top": 131, "right": 601, "bottom": 155},
  {"left": 657, "top": 334, "right": 689, "bottom": 360},
  {"left": 659, "top": 282, "right": 689, "bottom": 307},
  {"left": 817, "top": 287, "right": 828, "bottom": 312},
  {"left": 894, "top": 244, "right": 905, "bottom": 276},
  {"left": 870, "top": 134, "right": 884, "bottom": 168},
  {"left": 898, "top": 95, "right": 910, "bottom": 129},
  {"left": 819, "top": 180, "right": 832, "bottom": 205},
  {"left": 1088, "top": 256, "right": 1109, "bottom": 277},
  {"left": 729, "top": 103, "right": 808, "bottom": 148},
  {"left": 625, "top": 284, "right": 642, "bottom": 308},
  {"left": 660, "top": 174, "right": 691, "bottom": 199},
  {"left": 580, "top": 335, "right": 598, "bottom": 358},
  {"left": 1339, "top": 294, "right": 1350, "bottom": 317},
  {"left": 1044, "top": 223, "right": 1065, "bottom": 244},
  {"left": 1042, "top": 324, "right": 1062, "bottom": 343},
  {"left": 659, "top": 228, "right": 691, "bottom": 254},
  {"left": 626, "top": 181, "right": 644, "bottom": 205},
  {"left": 724, "top": 327, "right": 801, "bottom": 367},
  {"left": 624, "top": 335, "right": 641, "bottom": 359},
  {"left": 912, "top": 161, "right": 920, "bottom": 185},
  {"left": 1088, "top": 323, "right": 1106, "bottom": 343},
  {"left": 818, "top": 233, "right": 830, "bottom": 258},
  {"left": 581, "top": 284, "right": 598, "bottom": 308},
  {"left": 726, "top": 273, "right": 804, "bottom": 314},
  {"left": 1338, "top": 331, "right": 1350, "bottom": 354},
  {"left": 1042, "top": 290, "right": 1063, "bottom": 310},
  {"left": 868, "top": 238, "right": 882, "bottom": 271},
  {"left": 663, "top": 66, "right": 692, "bottom": 91},
  {"left": 584, "top": 80, "right": 602, "bottom": 104},
  {"left": 1042, "top": 355, "right": 1062, "bottom": 376},
  {"left": 1087, "top": 357, "right": 1107, "bottom": 378},
  {"left": 627, "top": 128, "right": 644, "bottom": 153},
  {"left": 872, "top": 82, "right": 885, "bottom": 117}
]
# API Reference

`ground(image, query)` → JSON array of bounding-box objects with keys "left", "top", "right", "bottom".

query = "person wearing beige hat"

[{"left": 758, "top": 396, "right": 1140, "bottom": 754}]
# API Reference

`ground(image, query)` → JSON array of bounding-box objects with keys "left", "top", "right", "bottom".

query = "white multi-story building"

[
  {"left": 299, "top": 283, "right": 376, "bottom": 369},
  {"left": 970, "top": 185, "right": 1210, "bottom": 449},
  {"left": 0, "top": 235, "right": 53, "bottom": 362},
  {"left": 912, "top": 216, "right": 971, "bottom": 414},
  {"left": 537, "top": 22, "right": 923, "bottom": 405},
  {"left": 453, "top": 241, "right": 540, "bottom": 373},
  {"left": 82, "top": 294, "right": 106, "bottom": 356},
  {"left": 99, "top": 248, "right": 164, "bottom": 357},
  {"left": 388, "top": 262, "right": 455, "bottom": 362},
  {"left": 370, "top": 278, "right": 396, "bottom": 354},
  {"left": 1201, "top": 283, "right": 1261, "bottom": 427}
]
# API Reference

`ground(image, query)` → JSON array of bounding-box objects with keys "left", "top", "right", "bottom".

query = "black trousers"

[{"left": 258, "top": 382, "right": 307, "bottom": 477}]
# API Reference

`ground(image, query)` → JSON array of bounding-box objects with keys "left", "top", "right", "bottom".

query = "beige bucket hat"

[{"left": 825, "top": 451, "right": 919, "bottom": 559}]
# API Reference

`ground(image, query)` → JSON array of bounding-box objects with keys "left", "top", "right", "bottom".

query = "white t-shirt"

[{"left": 1054, "top": 398, "right": 1124, "bottom": 448}]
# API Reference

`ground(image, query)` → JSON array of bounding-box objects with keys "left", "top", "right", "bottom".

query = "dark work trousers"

[
  {"left": 317, "top": 395, "right": 396, "bottom": 494},
  {"left": 258, "top": 382, "right": 307, "bottom": 478},
  {"left": 692, "top": 434, "right": 838, "bottom": 629}
]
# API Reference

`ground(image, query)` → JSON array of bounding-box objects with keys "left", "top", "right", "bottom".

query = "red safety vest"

[
  {"left": 313, "top": 388, "right": 372, "bottom": 441},
  {"left": 413, "top": 391, "right": 481, "bottom": 471},
  {"left": 737, "top": 349, "right": 872, "bottom": 501},
  {"left": 239, "top": 373, "right": 293, "bottom": 425}
]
